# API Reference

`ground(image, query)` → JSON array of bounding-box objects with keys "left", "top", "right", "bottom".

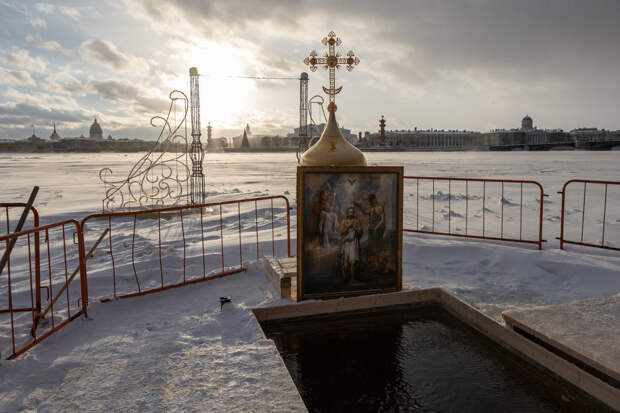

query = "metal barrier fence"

[
  {"left": 80, "top": 195, "right": 292, "bottom": 301},
  {"left": 0, "top": 204, "right": 43, "bottom": 322},
  {"left": 0, "top": 195, "right": 292, "bottom": 359},
  {"left": 558, "top": 180, "right": 620, "bottom": 251},
  {"left": 403, "top": 176, "right": 547, "bottom": 249},
  {"left": 0, "top": 219, "right": 87, "bottom": 359}
]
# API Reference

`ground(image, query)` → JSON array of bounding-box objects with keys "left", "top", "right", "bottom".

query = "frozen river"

[{"left": 1, "top": 150, "right": 618, "bottom": 217}]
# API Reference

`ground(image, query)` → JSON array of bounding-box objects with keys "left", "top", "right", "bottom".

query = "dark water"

[{"left": 263, "top": 306, "right": 602, "bottom": 413}]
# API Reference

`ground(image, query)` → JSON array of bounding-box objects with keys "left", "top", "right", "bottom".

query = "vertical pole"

[
  {"left": 131, "top": 216, "right": 140, "bottom": 292},
  {"left": 6, "top": 238, "right": 16, "bottom": 354},
  {"left": 580, "top": 182, "right": 587, "bottom": 243},
  {"left": 158, "top": 212, "right": 164, "bottom": 287},
  {"left": 482, "top": 181, "right": 486, "bottom": 237},
  {"left": 255, "top": 200, "right": 259, "bottom": 260},
  {"left": 200, "top": 207, "right": 206, "bottom": 279},
  {"left": 189, "top": 67, "right": 205, "bottom": 204},
  {"left": 285, "top": 198, "right": 291, "bottom": 257},
  {"left": 299, "top": 72, "right": 309, "bottom": 148},
  {"left": 416, "top": 179, "right": 419, "bottom": 231},
  {"left": 602, "top": 184, "right": 608, "bottom": 246},
  {"left": 77, "top": 223, "right": 89, "bottom": 318},
  {"left": 238, "top": 203, "right": 243, "bottom": 269},
  {"left": 520, "top": 183, "right": 523, "bottom": 241},
  {"left": 538, "top": 185, "right": 544, "bottom": 250},
  {"left": 465, "top": 181, "right": 469, "bottom": 235},
  {"left": 501, "top": 182, "right": 504, "bottom": 239},
  {"left": 559, "top": 183, "right": 567, "bottom": 250},
  {"left": 432, "top": 180, "right": 435, "bottom": 232},
  {"left": 34, "top": 209, "right": 41, "bottom": 314},
  {"left": 180, "top": 210, "right": 186, "bottom": 282},
  {"left": 220, "top": 205, "right": 225, "bottom": 274},
  {"left": 108, "top": 217, "right": 117, "bottom": 298},
  {"left": 448, "top": 180, "right": 451, "bottom": 234}
]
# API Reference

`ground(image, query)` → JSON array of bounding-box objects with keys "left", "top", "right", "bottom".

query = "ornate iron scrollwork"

[{"left": 99, "top": 90, "right": 191, "bottom": 211}]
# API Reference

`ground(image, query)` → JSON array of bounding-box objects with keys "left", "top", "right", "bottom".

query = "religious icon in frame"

[{"left": 297, "top": 166, "right": 403, "bottom": 300}]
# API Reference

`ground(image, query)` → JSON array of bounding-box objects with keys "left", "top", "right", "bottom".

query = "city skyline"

[{"left": 1, "top": 1, "right": 619, "bottom": 140}]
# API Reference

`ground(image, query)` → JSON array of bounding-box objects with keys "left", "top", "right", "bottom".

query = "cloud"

[
  {"left": 90, "top": 79, "right": 168, "bottom": 114},
  {"left": 79, "top": 39, "right": 150, "bottom": 73},
  {"left": 0, "top": 88, "right": 93, "bottom": 130},
  {"left": 34, "top": 3, "right": 82, "bottom": 20},
  {"left": 0, "top": 67, "right": 36, "bottom": 87},
  {"left": 1, "top": 47, "right": 47, "bottom": 73},
  {"left": 29, "top": 16, "right": 46, "bottom": 28},
  {"left": 42, "top": 72, "right": 85, "bottom": 95},
  {"left": 37, "top": 40, "right": 72, "bottom": 55}
]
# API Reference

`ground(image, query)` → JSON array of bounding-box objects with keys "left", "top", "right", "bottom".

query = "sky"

[{"left": 0, "top": 0, "right": 619, "bottom": 140}]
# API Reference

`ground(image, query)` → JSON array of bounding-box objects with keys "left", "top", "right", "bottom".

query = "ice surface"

[
  {"left": 0, "top": 151, "right": 619, "bottom": 410},
  {"left": 503, "top": 295, "right": 620, "bottom": 382}
]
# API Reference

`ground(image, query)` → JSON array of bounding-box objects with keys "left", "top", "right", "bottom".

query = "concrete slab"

[{"left": 502, "top": 295, "right": 620, "bottom": 386}]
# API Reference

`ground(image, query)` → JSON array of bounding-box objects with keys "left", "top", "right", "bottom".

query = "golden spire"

[{"left": 301, "top": 31, "right": 366, "bottom": 166}]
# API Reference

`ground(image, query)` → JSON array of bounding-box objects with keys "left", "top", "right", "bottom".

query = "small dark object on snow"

[{"left": 219, "top": 296, "right": 231, "bottom": 310}]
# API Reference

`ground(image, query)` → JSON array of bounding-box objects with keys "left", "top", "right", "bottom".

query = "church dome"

[
  {"left": 521, "top": 114, "right": 533, "bottom": 130},
  {"left": 89, "top": 118, "right": 103, "bottom": 140}
]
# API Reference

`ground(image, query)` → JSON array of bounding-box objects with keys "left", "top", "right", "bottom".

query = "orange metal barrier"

[
  {"left": 0, "top": 219, "right": 87, "bottom": 359},
  {"left": 80, "top": 195, "right": 292, "bottom": 301},
  {"left": 0, "top": 204, "right": 42, "bottom": 318},
  {"left": 404, "top": 176, "right": 547, "bottom": 249},
  {"left": 0, "top": 194, "right": 292, "bottom": 359},
  {"left": 558, "top": 180, "right": 620, "bottom": 251}
]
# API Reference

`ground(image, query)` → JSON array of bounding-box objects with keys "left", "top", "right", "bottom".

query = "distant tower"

[
  {"left": 189, "top": 67, "right": 205, "bottom": 205},
  {"left": 206, "top": 122, "right": 213, "bottom": 149},
  {"left": 521, "top": 114, "right": 533, "bottom": 130},
  {"left": 241, "top": 129, "right": 250, "bottom": 147},
  {"left": 89, "top": 118, "right": 103, "bottom": 140},
  {"left": 380, "top": 115, "right": 386, "bottom": 142},
  {"left": 299, "top": 72, "right": 309, "bottom": 144},
  {"left": 49, "top": 121, "right": 61, "bottom": 141}
]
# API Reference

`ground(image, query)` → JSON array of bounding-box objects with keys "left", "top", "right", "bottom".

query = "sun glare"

[{"left": 179, "top": 42, "right": 257, "bottom": 130}]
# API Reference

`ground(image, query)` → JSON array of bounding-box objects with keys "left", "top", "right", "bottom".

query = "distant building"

[
  {"left": 570, "top": 128, "right": 620, "bottom": 144},
  {"left": 361, "top": 117, "right": 481, "bottom": 148},
  {"left": 521, "top": 115, "right": 533, "bottom": 131},
  {"left": 289, "top": 123, "right": 357, "bottom": 144},
  {"left": 27, "top": 132, "right": 42, "bottom": 142},
  {"left": 50, "top": 122, "right": 61, "bottom": 141},
  {"left": 89, "top": 118, "right": 103, "bottom": 140}
]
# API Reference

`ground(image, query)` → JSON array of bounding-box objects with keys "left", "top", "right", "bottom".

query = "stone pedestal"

[{"left": 263, "top": 256, "right": 297, "bottom": 301}]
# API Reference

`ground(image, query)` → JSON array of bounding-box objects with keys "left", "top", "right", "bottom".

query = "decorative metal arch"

[
  {"left": 99, "top": 90, "right": 190, "bottom": 211},
  {"left": 296, "top": 94, "right": 327, "bottom": 162}
]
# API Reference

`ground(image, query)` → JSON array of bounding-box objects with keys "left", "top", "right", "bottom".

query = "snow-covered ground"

[{"left": 0, "top": 151, "right": 619, "bottom": 411}]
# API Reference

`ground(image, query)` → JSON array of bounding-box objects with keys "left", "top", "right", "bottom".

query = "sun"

[{"left": 179, "top": 41, "right": 257, "bottom": 130}]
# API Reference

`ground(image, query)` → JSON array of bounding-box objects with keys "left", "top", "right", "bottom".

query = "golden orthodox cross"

[{"left": 304, "top": 31, "right": 360, "bottom": 105}]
